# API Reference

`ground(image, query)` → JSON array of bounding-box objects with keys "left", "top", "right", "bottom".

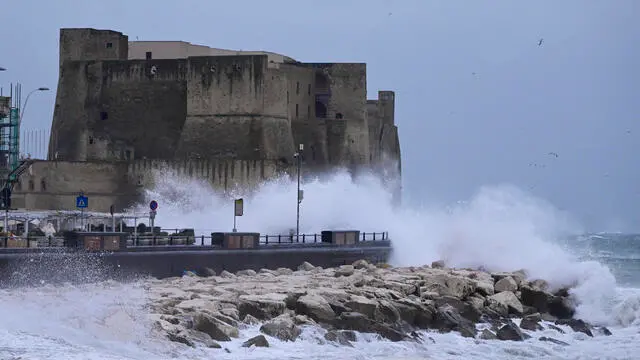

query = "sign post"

[
  {"left": 149, "top": 200, "right": 158, "bottom": 235},
  {"left": 233, "top": 198, "right": 243, "bottom": 232},
  {"left": 109, "top": 204, "right": 115, "bottom": 232},
  {"left": 76, "top": 193, "right": 88, "bottom": 230}
]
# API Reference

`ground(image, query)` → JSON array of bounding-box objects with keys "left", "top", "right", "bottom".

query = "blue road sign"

[
  {"left": 150, "top": 200, "right": 158, "bottom": 211},
  {"left": 76, "top": 195, "right": 88, "bottom": 209}
]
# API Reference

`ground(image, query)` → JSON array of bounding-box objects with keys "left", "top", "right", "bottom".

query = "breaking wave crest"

[{"left": 136, "top": 168, "right": 639, "bottom": 328}]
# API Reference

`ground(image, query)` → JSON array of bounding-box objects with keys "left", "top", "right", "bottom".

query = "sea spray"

[{"left": 136, "top": 168, "right": 626, "bottom": 327}]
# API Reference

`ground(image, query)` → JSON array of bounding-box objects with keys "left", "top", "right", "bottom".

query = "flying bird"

[
  {"left": 548, "top": 152, "right": 559, "bottom": 158},
  {"left": 538, "top": 38, "right": 544, "bottom": 46}
]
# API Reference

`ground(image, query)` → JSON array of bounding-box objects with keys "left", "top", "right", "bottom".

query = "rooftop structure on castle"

[{"left": 11, "top": 28, "right": 401, "bottom": 212}]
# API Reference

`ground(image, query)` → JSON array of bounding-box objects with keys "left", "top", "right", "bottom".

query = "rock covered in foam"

[{"left": 145, "top": 259, "right": 612, "bottom": 349}]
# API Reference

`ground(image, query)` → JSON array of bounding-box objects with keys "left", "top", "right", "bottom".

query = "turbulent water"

[{"left": 2, "top": 171, "right": 640, "bottom": 360}]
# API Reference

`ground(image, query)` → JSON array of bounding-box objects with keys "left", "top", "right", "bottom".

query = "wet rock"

[
  {"left": 238, "top": 293, "right": 288, "bottom": 320},
  {"left": 494, "top": 277, "right": 518, "bottom": 293},
  {"left": 547, "top": 296, "right": 575, "bottom": 319},
  {"left": 433, "top": 305, "right": 477, "bottom": 338},
  {"left": 334, "top": 312, "right": 407, "bottom": 342},
  {"left": 479, "top": 329, "right": 498, "bottom": 340},
  {"left": 298, "top": 261, "right": 315, "bottom": 271},
  {"left": 431, "top": 260, "right": 446, "bottom": 269},
  {"left": 547, "top": 324, "right": 565, "bottom": 334},
  {"left": 193, "top": 313, "right": 239, "bottom": 341},
  {"left": 187, "top": 330, "right": 222, "bottom": 348},
  {"left": 167, "top": 331, "right": 195, "bottom": 347},
  {"left": 434, "top": 296, "right": 481, "bottom": 323},
  {"left": 487, "top": 291, "right": 524, "bottom": 316},
  {"left": 335, "top": 265, "right": 355, "bottom": 277},
  {"left": 555, "top": 319, "right": 593, "bottom": 337},
  {"left": 496, "top": 322, "right": 527, "bottom": 341},
  {"left": 391, "top": 298, "right": 435, "bottom": 329},
  {"left": 594, "top": 326, "right": 613, "bottom": 336},
  {"left": 352, "top": 259, "right": 369, "bottom": 269},
  {"left": 242, "top": 334, "right": 269, "bottom": 348},
  {"left": 520, "top": 285, "right": 552, "bottom": 313},
  {"left": 260, "top": 316, "right": 302, "bottom": 342},
  {"left": 236, "top": 269, "right": 257, "bottom": 277},
  {"left": 276, "top": 267, "right": 294, "bottom": 276},
  {"left": 346, "top": 295, "right": 378, "bottom": 318},
  {"left": 539, "top": 336, "right": 569, "bottom": 346},
  {"left": 324, "top": 330, "right": 356, "bottom": 346},
  {"left": 219, "top": 270, "right": 235, "bottom": 279},
  {"left": 296, "top": 294, "right": 336, "bottom": 323},
  {"left": 519, "top": 313, "right": 543, "bottom": 331}
]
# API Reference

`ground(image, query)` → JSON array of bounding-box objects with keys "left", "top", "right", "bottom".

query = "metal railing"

[{"left": 0, "top": 231, "right": 389, "bottom": 249}]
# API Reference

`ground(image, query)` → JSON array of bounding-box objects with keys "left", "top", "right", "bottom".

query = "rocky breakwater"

[{"left": 147, "top": 260, "right": 612, "bottom": 349}]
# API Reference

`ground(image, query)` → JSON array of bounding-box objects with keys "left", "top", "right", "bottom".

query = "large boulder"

[
  {"left": 497, "top": 322, "right": 527, "bottom": 341},
  {"left": 432, "top": 305, "right": 477, "bottom": 338},
  {"left": 334, "top": 312, "right": 407, "bottom": 342},
  {"left": 193, "top": 313, "right": 239, "bottom": 341},
  {"left": 494, "top": 276, "right": 518, "bottom": 293},
  {"left": 295, "top": 294, "right": 336, "bottom": 323},
  {"left": 260, "top": 315, "right": 302, "bottom": 342},
  {"left": 238, "top": 293, "right": 288, "bottom": 320},
  {"left": 487, "top": 291, "right": 524, "bottom": 316}
]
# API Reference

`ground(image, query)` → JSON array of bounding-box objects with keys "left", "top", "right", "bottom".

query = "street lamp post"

[
  {"left": 294, "top": 143, "right": 304, "bottom": 241},
  {"left": 19, "top": 87, "right": 49, "bottom": 158},
  {"left": 20, "top": 87, "right": 49, "bottom": 121}
]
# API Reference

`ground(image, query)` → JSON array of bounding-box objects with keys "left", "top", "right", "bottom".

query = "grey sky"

[{"left": 1, "top": 0, "right": 638, "bottom": 232}]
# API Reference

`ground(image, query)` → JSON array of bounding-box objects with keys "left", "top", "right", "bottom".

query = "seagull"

[
  {"left": 538, "top": 38, "right": 544, "bottom": 46},
  {"left": 548, "top": 152, "right": 559, "bottom": 158}
]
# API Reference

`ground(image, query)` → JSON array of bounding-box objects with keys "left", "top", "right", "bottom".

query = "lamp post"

[
  {"left": 19, "top": 87, "right": 49, "bottom": 158},
  {"left": 294, "top": 143, "right": 304, "bottom": 241},
  {"left": 20, "top": 87, "right": 49, "bottom": 121}
]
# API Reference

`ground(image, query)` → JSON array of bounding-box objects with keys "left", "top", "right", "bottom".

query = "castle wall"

[
  {"left": 128, "top": 158, "right": 290, "bottom": 193},
  {"left": 95, "top": 59, "right": 187, "bottom": 160},
  {"left": 12, "top": 161, "right": 135, "bottom": 212},
  {"left": 59, "top": 28, "right": 128, "bottom": 67},
  {"left": 176, "top": 55, "right": 294, "bottom": 161}
]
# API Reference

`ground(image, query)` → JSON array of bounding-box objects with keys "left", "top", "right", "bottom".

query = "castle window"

[
  {"left": 307, "top": 105, "right": 310, "bottom": 118},
  {"left": 296, "top": 82, "right": 300, "bottom": 95},
  {"left": 28, "top": 179, "right": 34, "bottom": 191},
  {"left": 146, "top": 51, "right": 152, "bottom": 60},
  {"left": 335, "top": 112, "right": 343, "bottom": 119},
  {"left": 286, "top": 91, "right": 289, "bottom": 104},
  {"left": 106, "top": 42, "right": 113, "bottom": 48},
  {"left": 295, "top": 104, "right": 299, "bottom": 119},
  {"left": 89, "top": 136, "right": 94, "bottom": 144},
  {"left": 100, "top": 111, "right": 108, "bottom": 120},
  {"left": 40, "top": 179, "right": 46, "bottom": 192},
  {"left": 315, "top": 101, "right": 327, "bottom": 118},
  {"left": 125, "top": 150, "right": 131, "bottom": 161}
]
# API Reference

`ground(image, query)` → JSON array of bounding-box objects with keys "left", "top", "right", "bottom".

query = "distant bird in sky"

[
  {"left": 548, "top": 152, "right": 559, "bottom": 158},
  {"left": 538, "top": 38, "right": 544, "bottom": 46}
]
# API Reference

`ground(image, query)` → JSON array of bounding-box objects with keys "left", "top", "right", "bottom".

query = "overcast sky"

[{"left": 1, "top": 0, "right": 638, "bottom": 232}]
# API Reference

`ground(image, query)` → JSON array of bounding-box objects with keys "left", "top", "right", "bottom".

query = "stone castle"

[{"left": 12, "top": 28, "right": 401, "bottom": 212}]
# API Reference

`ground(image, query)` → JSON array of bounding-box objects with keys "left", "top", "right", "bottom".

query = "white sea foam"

[
  {"left": 1, "top": 169, "right": 639, "bottom": 359},
  {"left": 140, "top": 169, "right": 633, "bottom": 327}
]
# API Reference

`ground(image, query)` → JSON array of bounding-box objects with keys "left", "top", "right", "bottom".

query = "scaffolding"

[{"left": 0, "top": 83, "right": 21, "bottom": 185}]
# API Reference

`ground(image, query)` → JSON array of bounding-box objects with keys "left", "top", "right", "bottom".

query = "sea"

[{"left": 1, "top": 172, "right": 639, "bottom": 360}]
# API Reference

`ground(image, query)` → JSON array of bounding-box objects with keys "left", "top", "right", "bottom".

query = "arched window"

[{"left": 40, "top": 178, "right": 47, "bottom": 192}]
